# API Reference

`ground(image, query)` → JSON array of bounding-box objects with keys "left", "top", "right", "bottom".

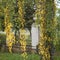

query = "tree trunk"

[
  {"left": 35, "top": 0, "right": 56, "bottom": 60},
  {"left": 4, "top": 5, "right": 15, "bottom": 53},
  {"left": 18, "top": 0, "right": 26, "bottom": 53}
]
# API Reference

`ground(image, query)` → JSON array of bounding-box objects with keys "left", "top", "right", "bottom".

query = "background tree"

[
  {"left": 56, "top": 8, "right": 60, "bottom": 51},
  {"left": 0, "top": 1, "right": 5, "bottom": 31},
  {"left": 24, "top": 0, "right": 35, "bottom": 34}
]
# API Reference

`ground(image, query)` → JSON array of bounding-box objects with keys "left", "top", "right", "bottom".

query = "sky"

[{"left": 56, "top": 0, "right": 60, "bottom": 8}]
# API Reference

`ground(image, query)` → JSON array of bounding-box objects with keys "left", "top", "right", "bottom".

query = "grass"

[
  {"left": 0, "top": 52, "right": 60, "bottom": 60},
  {"left": 54, "top": 56, "right": 60, "bottom": 60},
  {"left": 0, "top": 52, "right": 40, "bottom": 60},
  {"left": 0, "top": 53, "right": 21, "bottom": 60}
]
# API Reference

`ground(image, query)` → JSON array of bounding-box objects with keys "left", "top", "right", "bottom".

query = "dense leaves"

[{"left": 24, "top": 3, "right": 35, "bottom": 31}]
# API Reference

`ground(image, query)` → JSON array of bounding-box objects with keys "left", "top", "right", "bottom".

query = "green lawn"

[
  {"left": 0, "top": 53, "right": 40, "bottom": 60},
  {"left": 0, "top": 53, "right": 60, "bottom": 60},
  {"left": 54, "top": 56, "right": 60, "bottom": 60}
]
